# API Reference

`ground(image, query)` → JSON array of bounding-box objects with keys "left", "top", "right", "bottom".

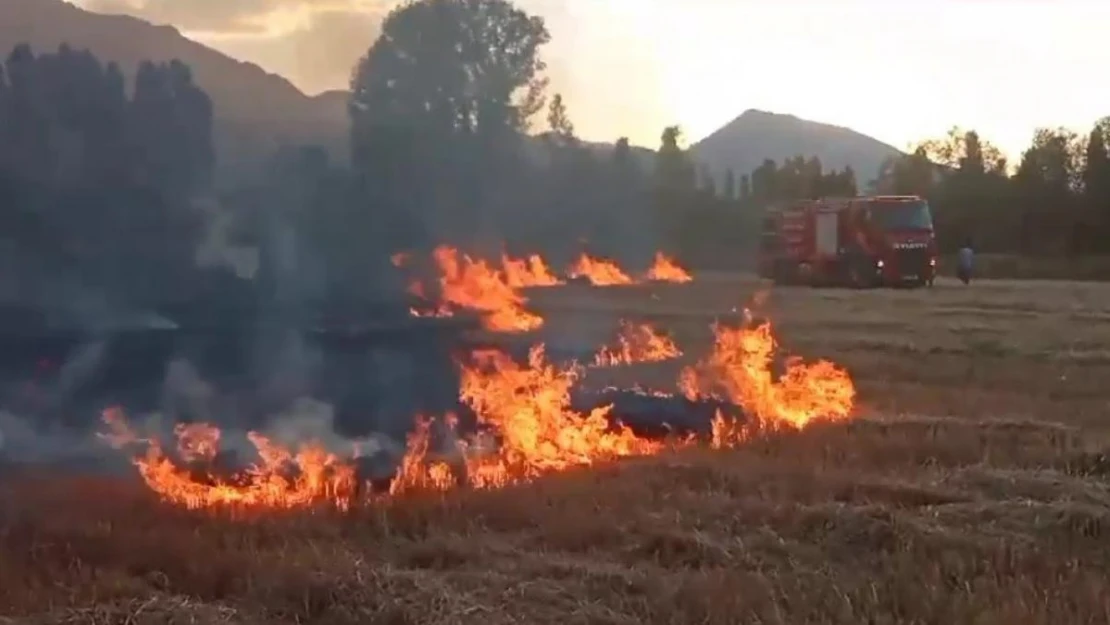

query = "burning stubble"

[{"left": 91, "top": 309, "right": 855, "bottom": 513}]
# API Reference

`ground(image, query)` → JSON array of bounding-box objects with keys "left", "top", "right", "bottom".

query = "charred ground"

[{"left": 3, "top": 274, "right": 1110, "bottom": 624}]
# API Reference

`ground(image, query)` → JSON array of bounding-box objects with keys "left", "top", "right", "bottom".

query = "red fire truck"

[{"left": 757, "top": 195, "right": 938, "bottom": 288}]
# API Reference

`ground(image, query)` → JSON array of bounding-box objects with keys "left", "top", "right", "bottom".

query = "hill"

[
  {"left": 0, "top": 0, "right": 903, "bottom": 191},
  {"left": 539, "top": 111, "right": 906, "bottom": 188},
  {"left": 691, "top": 109, "right": 904, "bottom": 187},
  {"left": 0, "top": 0, "right": 349, "bottom": 185}
]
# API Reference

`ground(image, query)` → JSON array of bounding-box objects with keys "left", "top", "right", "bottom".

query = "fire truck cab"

[{"left": 757, "top": 195, "right": 938, "bottom": 288}]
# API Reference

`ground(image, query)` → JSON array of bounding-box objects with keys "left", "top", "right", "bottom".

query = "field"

[{"left": 4, "top": 274, "right": 1110, "bottom": 624}]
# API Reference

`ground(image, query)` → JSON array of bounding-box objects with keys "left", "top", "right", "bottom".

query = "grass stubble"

[{"left": 3, "top": 275, "right": 1110, "bottom": 624}]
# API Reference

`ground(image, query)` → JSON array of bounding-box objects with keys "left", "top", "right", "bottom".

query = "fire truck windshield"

[{"left": 872, "top": 200, "right": 933, "bottom": 231}]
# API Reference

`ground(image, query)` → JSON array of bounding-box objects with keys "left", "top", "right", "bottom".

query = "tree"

[
  {"left": 739, "top": 174, "right": 751, "bottom": 202},
  {"left": 1082, "top": 117, "right": 1110, "bottom": 246},
  {"left": 613, "top": 137, "right": 632, "bottom": 168},
  {"left": 350, "top": 0, "right": 550, "bottom": 148},
  {"left": 1014, "top": 127, "right": 1086, "bottom": 253},
  {"left": 546, "top": 93, "right": 575, "bottom": 146},
  {"left": 914, "top": 128, "right": 1012, "bottom": 252},
  {"left": 0, "top": 44, "right": 212, "bottom": 309},
  {"left": 873, "top": 147, "right": 934, "bottom": 196},
  {"left": 348, "top": 0, "right": 552, "bottom": 249},
  {"left": 750, "top": 159, "right": 777, "bottom": 203},
  {"left": 723, "top": 168, "right": 736, "bottom": 200},
  {"left": 921, "top": 127, "right": 1007, "bottom": 175},
  {"left": 653, "top": 125, "right": 696, "bottom": 198}
]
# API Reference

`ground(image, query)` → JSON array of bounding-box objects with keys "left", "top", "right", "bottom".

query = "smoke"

[
  {"left": 194, "top": 197, "right": 260, "bottom": 280},
  {"left": 0, "top": 410, "right": 131, "bottom": 471},
  {"left": 0, "top": 354, "right": 420, "bottom": 479}
]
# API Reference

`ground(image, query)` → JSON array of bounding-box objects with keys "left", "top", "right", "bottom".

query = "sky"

[{"left": 71, "top": 0, "right": 1110, "bottom": 159}]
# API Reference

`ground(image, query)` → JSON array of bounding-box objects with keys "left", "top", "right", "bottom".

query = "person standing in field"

[{"left": 957, "top": 238, "right": 975, "bottom": 285}]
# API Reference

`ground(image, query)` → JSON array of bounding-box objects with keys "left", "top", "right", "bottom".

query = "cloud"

[
  {"left": 82, "top": 0, "right": 392, "bottom": 37},
  {"left": 73, "top": 0, "right": 668, "bottom": 143},
  {"left": 82, "top": 0, "right": 281, "bottom": 34},
  {"left": 194, "top": 5, "right": 392, "bottom": 94}
]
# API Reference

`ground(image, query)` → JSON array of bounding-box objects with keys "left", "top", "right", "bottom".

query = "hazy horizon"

[{"left": 70, "top": 0, "right": 1110, "bottom": 158}]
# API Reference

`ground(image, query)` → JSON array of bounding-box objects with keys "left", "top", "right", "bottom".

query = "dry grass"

[{"left": 5, "top": 274, "right": 1110, "bottom": 624}]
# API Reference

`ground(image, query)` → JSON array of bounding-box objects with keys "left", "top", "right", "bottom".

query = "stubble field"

[{"left": 3, "top": 274, "right": 1110, "bottom": 624}]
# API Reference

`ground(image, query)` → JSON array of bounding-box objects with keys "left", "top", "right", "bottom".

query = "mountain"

[
  {"left": 691, "top": 109, "right": 904, "bottom": 187},
  {"left": 0, "top": 0, "right": 903, "bottom": 190},
  {"left": 0, "top": 0, "right": 349, "bottom": 185},
  {"left": 537, "top": 111, "right": 906, "bottom": 188}
]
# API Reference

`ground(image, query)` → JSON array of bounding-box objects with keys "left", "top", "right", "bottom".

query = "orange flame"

[
  {"left": 566, "top": 253, "right": 633, "bottom": 286},
  {"left": 645, "top": 252, "right": 692, "bottom": 283},
  {"left": 99, "top": 408, "right": 359, "bottom": 510},
  {"left": 97, "top": 306, "right": 856, "bottom": 512},
  {"left": 428, "top": 246, "right": 543, "bottom": 333},
  {"left": 593, "top": 321, "right": 682, "bottom": 366},
  {"left": 501, "top": 252, "right": 563, "bottom": 288},
  {"left": 388, "top": 417, "right": 459, "bottom": 496},
  {"left": 459, "top": 346, "right": 662, "bottom": 485},
  {"left": 680, "top": 312, "right": 855, "bottom": 438}
]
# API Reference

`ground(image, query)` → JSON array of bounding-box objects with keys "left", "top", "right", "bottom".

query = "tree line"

[
  {"left": 2, "top": 0, "right": 1109, "bottom": 322},
  {"left": 0, "top": 43, "right": 214, "bottom": 315},
  {"left": 872, "top": 125, "right": 1110, "bottom": 254}
]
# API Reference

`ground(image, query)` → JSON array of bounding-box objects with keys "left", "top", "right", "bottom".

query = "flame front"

[
  {"left": 566, "top": 253, "right": 633, "bottom": 286},
  {"left": 459, "top": 346, "right": 661, "bottom": 485},
  {"left": 99, "top": 409, "right": 358, "bottom": 510},
  {"left": 98, "top": 304, "right": 856, "bottom": 512},
  {"left": 501, "top": 252, "right": 563, "bottom": 288},
  {"left": 680, "top": 313, "right": 855, "bottom": 433},
  {"left": 428, "top": 245, "right": 543, "bottom": 333},
  {"left": 645, "top": 252, "right": 693, "bottom": 283},
  {"left": 593, "top": 321, "right": 682, "bottom": 367}
]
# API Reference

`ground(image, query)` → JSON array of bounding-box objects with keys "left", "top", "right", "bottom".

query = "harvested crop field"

[{"left": 4, "top": 274, "right": 1110, "bottom": 624}]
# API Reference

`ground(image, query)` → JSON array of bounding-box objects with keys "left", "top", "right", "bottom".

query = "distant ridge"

[
  {"left": 691, "top": 109, "right": 903, "bottom": 184},
  {"left": 1, "top": 1, "right": 904, "bottom": 188},
  {"left": 0, "top": 0, "right": 349, "bottom": 184}
]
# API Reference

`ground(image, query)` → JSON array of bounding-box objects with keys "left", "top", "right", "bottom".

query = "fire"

[
  {"left": 645, "top": 252, "right": 692, "bottom": 283},
  {"left": 593, "top": 321, "right": 682, "bottom": 366},
  {"left": 459, "top": 346, "right": 662, "bottom": 484},
  {"left": 97, "top": 302, "right": 857, "bottom": 512},
  {"left": 99, "top": 408, "right": 359, "bottom": 510},
  {"left": 427, "top": 245, "right": 543, "bottom": 333},
  {"left": 388, "top": 417, "right": 460, "bottom": 496},
  {"left": 680, "top": 312, "right": 855, "bottom": 435},
  {"left": 501, "top": 252, "right": 563, "bottom": 288},
  {"left": 566, "top": 253, "right": 633, "bottom": 286}
]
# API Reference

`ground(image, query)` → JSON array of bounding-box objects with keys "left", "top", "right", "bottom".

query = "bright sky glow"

[{"left": 73, "top": 0, "right": 1110, "bottom": 158}]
